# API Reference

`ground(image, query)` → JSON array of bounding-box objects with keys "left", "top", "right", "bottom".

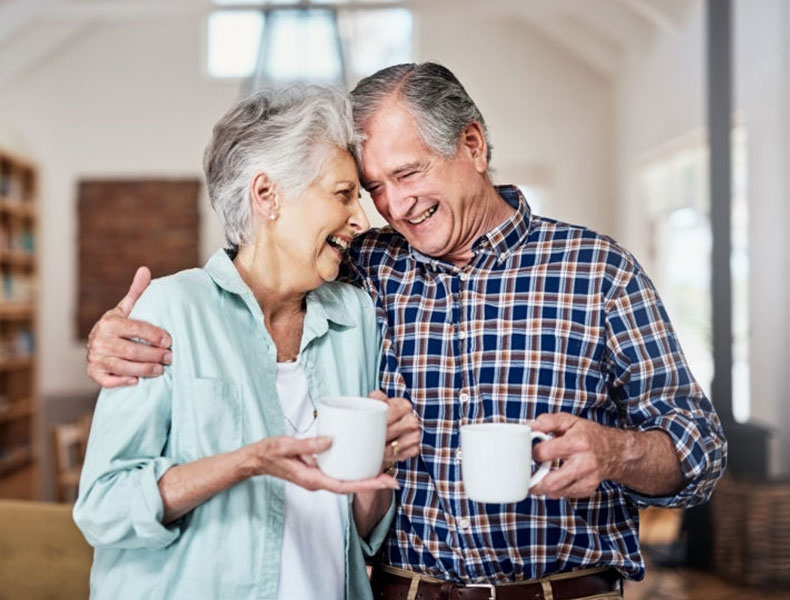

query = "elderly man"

[{"left": 87, "top": 63, "right": 726, "bottom": 600}]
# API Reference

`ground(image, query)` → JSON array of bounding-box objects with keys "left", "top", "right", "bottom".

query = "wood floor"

[
  {"left": 624, "top": 508, "right": 790, "bottom": 599},
  {"left": 624, "top": 560, "right": 790, "bottom": 599}
]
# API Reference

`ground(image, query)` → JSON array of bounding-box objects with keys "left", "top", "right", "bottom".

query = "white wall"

[
  {"left": 1, "top": 10, "right": 616, "bottom": 398},
  {"left": 615, "top": 0, "right": 790, "bottom": 475},
  {"left": 3, "top": 14, "right": 237, "bottom": 396},
  {"left": 416, "top": 11, "right": 615, "bottom": 234}
]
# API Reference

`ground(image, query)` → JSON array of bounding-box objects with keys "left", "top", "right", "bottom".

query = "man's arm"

[
  {"left": 86, "top": 266, "right": 172, "bottom": 387},
  {"left": 531, "top": 261, "right": 725, "bottom": 504}
]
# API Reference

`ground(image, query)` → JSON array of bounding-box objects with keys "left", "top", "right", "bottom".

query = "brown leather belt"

[{"left": 370, "top": 565, "right": 622, "bottom": 600}]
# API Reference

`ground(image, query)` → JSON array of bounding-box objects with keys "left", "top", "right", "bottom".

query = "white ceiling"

[{"left": 0, "top": 0, "right": 694, "bottom": 87}]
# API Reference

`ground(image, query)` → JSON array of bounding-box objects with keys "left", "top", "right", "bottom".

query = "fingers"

[
  {"left": 101, "top": 314, "right": 172, "bottom": 349},
  {"left": 117, "top": 266, "right": 152, "bottom": 316},
  {"left": 271, "top": 435, "right": 332, "bottom": 457},
  {"left": 385, "top": 396, "right": 412, "bottom": 425},
  {"left": 286, "top": 462, "right": 399, "bottom": 493},
  {"left": 531, "top": 412, "right": 578, "bottom": 434},
  {"left": 384, "top": 429, "right": 420, "bottom": 463},
  {"left": 532, "top": 434, "right": 590, "bottom": 463},
  {"left": 85, "top": 366, "right": 138, "bottom": 388},
  {"left": 96, "top": 335, "right": 172, "bottom": 365},
  {"left": 368, "top": 390, "right": 388, "bottom": 403}
]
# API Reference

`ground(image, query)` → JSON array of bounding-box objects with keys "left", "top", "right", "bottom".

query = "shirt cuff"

[
  {"left": 131, "top": 458, "right": 181, "bottom": 547},
  {"left": 626, "top": 414, "right": 726, "bottom": 508},
  {"left": 358, "top": 492, "right": 396, "bottom": 557}
]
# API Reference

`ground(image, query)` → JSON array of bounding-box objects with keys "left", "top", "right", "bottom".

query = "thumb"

[
  {"left": 298, "top": 436, "right": 332, "bottom": 455},
  {"left": 117, "top": 266, "right": 152, "bottom": 316}
]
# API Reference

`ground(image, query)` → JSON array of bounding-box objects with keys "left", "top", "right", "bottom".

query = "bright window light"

[
  {"left": 207, "top": 5, "right": 412, "bottom": 83},
  {"left": 340, "top": 9, "right": 412, "bottom": 79},
  {"left": 259, "top": 9, "right": 344, "bottom": 84},
  {"left": 207, "top": 10, "right": 264, "bottom": 78}
]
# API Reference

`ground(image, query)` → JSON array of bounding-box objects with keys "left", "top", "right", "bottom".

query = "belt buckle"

[{"left": 465, "top": 583, "right": 497, "bottom": 600}]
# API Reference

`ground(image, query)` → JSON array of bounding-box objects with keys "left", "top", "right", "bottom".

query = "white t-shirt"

[{"left": 275, "top": 359, "right": 345, "bottom": 600}]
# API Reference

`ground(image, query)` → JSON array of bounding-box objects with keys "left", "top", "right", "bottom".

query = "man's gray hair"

[
  {"left": 204, "top": 85, "right": 359, "bottom": 248},
  {"left": 350, "top": 62, "right": 492, "bottom": 167}
]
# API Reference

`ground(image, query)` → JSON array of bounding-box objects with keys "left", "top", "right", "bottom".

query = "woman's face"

[{"left": 272, "top": 146, "right": 369, "bottom": 288}]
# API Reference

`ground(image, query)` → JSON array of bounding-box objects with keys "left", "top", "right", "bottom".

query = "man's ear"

[
  {"left": 250, "top": 171, "right": 280, "bottom": 221},
  {"left": 459, "top": 121, "right": 489, "bottom": 174}
]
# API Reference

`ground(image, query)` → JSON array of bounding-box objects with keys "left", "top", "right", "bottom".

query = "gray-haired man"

[{"left": 87, "top": 62, "right": 726, "bottom": 599}]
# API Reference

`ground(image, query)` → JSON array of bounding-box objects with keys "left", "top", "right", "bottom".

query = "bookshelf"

[{"left": 0, "top": 149, "right": 38, "bottom": 499}]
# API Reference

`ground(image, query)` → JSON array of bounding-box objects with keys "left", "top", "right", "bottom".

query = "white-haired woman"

[{"left": 73, "top": 86, "right": 420, "bottom": 600}]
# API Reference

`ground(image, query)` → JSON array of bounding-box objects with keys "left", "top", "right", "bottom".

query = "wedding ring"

[{"left": 391, "top": 439, "right": 400, "bottom": 458}]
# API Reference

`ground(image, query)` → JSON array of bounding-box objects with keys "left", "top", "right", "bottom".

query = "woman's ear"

[{"left": 250, "top": 172, "right": 280, "bottom": 221}]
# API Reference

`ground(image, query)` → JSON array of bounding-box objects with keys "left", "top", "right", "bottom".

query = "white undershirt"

[{"left": 275, "top": 359, "right": 345, "bottom": 600}]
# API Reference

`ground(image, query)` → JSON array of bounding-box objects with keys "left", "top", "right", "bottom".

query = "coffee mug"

[
  {"left": 460, "top": 423, "right": 552, "bottom": 503},
  {"left": 316, "top": 396, "right": 388, "bottom": 480}
]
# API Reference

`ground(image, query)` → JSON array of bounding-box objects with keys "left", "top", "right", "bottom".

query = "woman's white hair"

[{"left": 203, "top": 85, "right": 360, "bottom": 248}]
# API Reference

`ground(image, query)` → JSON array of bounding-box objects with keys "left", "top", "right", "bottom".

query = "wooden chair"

[
  {"left": 52, "top": 413, "right": 92, "bottom": 503},
  {"left": 0, "top": 499, "right": 92, "bottom": 599}
]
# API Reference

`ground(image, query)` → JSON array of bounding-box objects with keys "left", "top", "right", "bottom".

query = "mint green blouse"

[{"left": 73, "top": 249, "right": 394, "bottom": 600}]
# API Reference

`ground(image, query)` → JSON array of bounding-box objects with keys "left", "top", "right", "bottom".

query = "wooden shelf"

[
  {"left": 0, "top": 400, "right": 34, "bottom": 423},
  {"left": 0, "top": 445, "right": 33, "bottom": 477},
  {"left": 0, "top": 147, "right": 38, "bottom": 500},
  {"left": 0, "top": 251, "right": 35, "bottom": 268},
  {"left": 0, "top": 201, "right": 36, "bottom": 219},
  {"left": 0, "top": 356, "right": 33, "bottom": 371},
  {"left": 0, "top": 302, "right": 34, "bottom": 319}
]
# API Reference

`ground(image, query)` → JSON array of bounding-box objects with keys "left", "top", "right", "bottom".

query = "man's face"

[{"left": 359, "top": 99, "right": 489, "bottom": 261}]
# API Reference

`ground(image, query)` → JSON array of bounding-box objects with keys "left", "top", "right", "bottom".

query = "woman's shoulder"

[{"left": 129, "top": 268, "right": 215, "bottom": 322}]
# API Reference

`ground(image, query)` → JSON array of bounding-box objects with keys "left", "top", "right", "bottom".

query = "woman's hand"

[
  {"left": 368, "top": 391, "right": 421, "bottom": 468},
  {"left": 241, "top": 435, "right": 399, "bottom": 494}
]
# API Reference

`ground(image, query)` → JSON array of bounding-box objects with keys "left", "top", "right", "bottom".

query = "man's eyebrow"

[{"left": 391, "top": 161, "right": 424, "bottom": 177}]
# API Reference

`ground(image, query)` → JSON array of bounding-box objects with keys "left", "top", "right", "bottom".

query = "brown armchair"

[{"left": 0, "top": 499, "right": 92, "bottom": 599}]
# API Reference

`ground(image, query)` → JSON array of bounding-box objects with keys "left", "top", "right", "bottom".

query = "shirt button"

[
  {"left": 459, "top": 272, "right": 469, "bottom": 281},
  {"left": 459, "top": 518, "right": 470, "bottom": 530},
  {"left": 456, "top": 449, "right": 462, "bottom": 461},
  {"left": 459, "top": 393, "right": 469, "bottom": 403},
  {"left": 457, "top": 329, "right": 467, "bottom": 340}
]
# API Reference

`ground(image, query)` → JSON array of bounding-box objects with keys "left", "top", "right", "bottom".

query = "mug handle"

[{"left": 529, "top": 431, "right": 552, "bottom": 487}]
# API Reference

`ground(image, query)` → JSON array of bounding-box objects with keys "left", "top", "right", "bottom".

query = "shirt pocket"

[{"left": 172, "top": 377, "right": 242, "bottom": 461}]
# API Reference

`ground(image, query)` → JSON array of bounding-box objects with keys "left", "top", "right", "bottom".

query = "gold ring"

[{"left": 391, "top": 439, "right": 400, "bottom": 458}]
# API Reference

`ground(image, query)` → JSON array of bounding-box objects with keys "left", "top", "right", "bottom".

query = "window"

[
  {"left": 640, "top": 126, "right": 750, "bottom": 421},
  {"left": 206, "top": 0, "right": 413, "bottom": 86}
]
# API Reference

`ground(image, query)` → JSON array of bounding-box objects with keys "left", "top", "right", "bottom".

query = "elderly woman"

[{"left": 73, "top": 86, "right": 419, "bottom": 600}]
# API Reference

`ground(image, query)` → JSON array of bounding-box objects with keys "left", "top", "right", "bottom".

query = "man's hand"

[
  {"left": 529, "top": 412, "right": 685, "bottom": 499},
  {"left": 86, "top": 266, "right": 173, "bottom": 388}
]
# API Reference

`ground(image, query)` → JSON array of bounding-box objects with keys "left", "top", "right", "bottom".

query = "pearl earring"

[{"left": 269, "top": 213, "right": 277, "bottom": 221}]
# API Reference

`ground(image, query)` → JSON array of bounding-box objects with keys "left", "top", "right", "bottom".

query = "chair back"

[{"left": 52, "top": 413, "right": 92, "bottom": 503}]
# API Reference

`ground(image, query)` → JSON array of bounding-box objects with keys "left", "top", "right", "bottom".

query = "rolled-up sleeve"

[
  {"left": 357, "top": 493, "right": 396, "bottom": 557},
  {"left": 73, "top": 283, "right": 181, "bottom": 549},
  {"left": 604, "top": 267, "right": 727, "bottom": 508}
]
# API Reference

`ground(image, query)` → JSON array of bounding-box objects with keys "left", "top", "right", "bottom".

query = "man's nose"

[{"left": 386, "top": 187, "right": 417, "bottom": 221}]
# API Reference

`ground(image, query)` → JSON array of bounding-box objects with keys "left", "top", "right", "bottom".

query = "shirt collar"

[
  {"left": 410, "top": 184, "right": 533, "bottom": 268},
  {"left": 204, "top": 249, "right": 355, "bottom": 330}
]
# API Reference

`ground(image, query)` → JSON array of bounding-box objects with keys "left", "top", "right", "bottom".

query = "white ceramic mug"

[
  {"left": 316, "top": 396, "right": 388, "bottom": 480},
  {"left": 460, "top": 423, "right": 552, "bottom": 503}
]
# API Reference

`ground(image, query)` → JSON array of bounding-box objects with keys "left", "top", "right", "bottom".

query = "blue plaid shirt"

[{"left": 344, "top": 185, "right": 726, "bottom": 583}]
